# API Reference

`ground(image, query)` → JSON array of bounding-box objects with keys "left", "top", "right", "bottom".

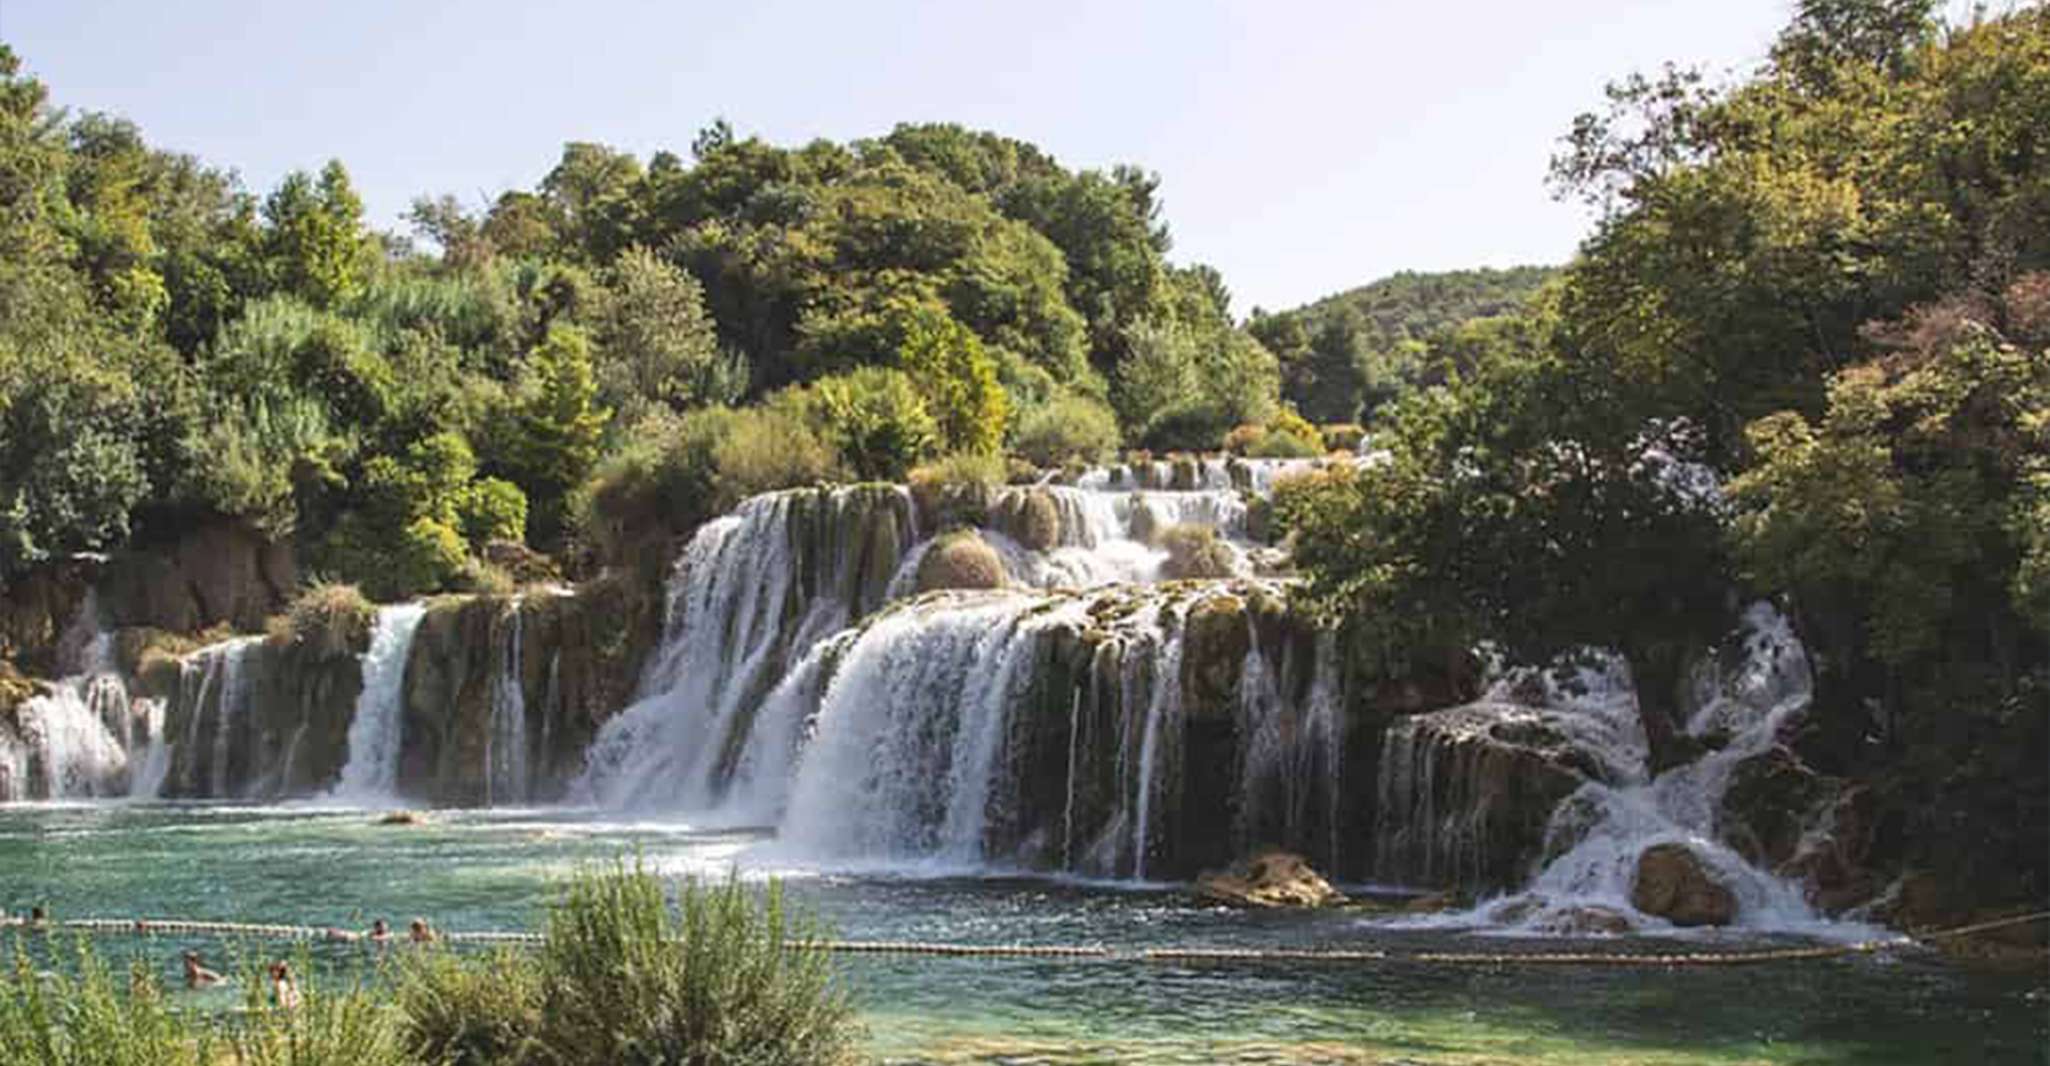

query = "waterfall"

[
  {"left": 209, "top": 638, "right": 259, "bottom": 798},
  {"left": 0, "top": 601, "right": 163, "bottom": 802},
  {"left": 1129, "top": 603, "right": 1186, "bottom": 880},
  {"left": 487, "top": 601, "right": 529, "bottom": 805},
  {"left": 1389, "top": 605, "right": 1846, "bottom": 933},
  {"left": 331, "top": 603, "right": 428, "bottom": 802},
  {"left": 574, "top": 485, "right": 915, "bottom": 811},
  {"left": 777, "top": 591, "right": 1086, "bottom": 864}
]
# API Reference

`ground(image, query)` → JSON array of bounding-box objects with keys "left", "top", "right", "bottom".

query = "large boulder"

[
  {"left": 1178, "top": 593, "right": 1250, "bottom": 718},
  {"left": 915, "top": 531, "right": 1008, "bottom": 593},
  {"left": 1196, "top": 850, "right": 1347, "bottom": 908},
  {"left": 1631, "top": 843, "right": 1737, "bottom": 926}
]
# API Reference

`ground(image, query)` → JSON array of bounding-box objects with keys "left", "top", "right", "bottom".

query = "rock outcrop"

[
  {"left": 1631, "top": 842, "right": 1738, "bottom": 926},
  {"left": 1196, "top": 850, "right": 1347, "bottom": 908}
]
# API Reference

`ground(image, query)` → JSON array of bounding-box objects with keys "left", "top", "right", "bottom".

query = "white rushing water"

[
  {"left": 331, "top": 603, "right": 428, "bottom": 802},
  {"left": 486, "top": 600, "right": 529, "bottom": 805},
  {"left": 574, "top": 487, "right": 914, "bottom": 811},
  {"left": 1394, "top": 604, "right": 1863, "bottom": 937},
  {"left": 0, "top": 599, "right": 167, "bottom": 802}
]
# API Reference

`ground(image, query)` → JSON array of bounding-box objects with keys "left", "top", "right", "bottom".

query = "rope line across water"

[{"left": 3, "top": 911, "right": 2043, "bottom": 968}]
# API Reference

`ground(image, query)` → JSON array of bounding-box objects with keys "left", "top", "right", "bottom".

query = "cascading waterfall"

[
  {"left": 209, "top": 638, "right": 259, "bottom": 798},
  {"left": 1387, "top": 604, "right": 1846, "bottom": 934},
  {"left": 331, "top": 603, "right": 428, "bottom": 802},
  {"left": 0, "top": 600, "right": 164, "bottom": 802},
  {"left": 574, "top": 485, "right": 915, "bottom": 811},
  {"left": 486, "top": 601, "right": 529, "bottom": 805}
]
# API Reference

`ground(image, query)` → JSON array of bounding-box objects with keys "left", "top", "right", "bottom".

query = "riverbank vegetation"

[
  {"left": 0, "top": 865, "right": 858, "bottom": 1066},
  {"left": 1276, "top": 0, "right": 2049, "bottom": 915}
]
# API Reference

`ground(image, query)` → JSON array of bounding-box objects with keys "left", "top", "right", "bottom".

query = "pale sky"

[{"left": 4, "top": 0, "right": 1812, "bottom": 314}]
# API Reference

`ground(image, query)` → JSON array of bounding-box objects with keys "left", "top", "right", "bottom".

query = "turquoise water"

[{"left": 2, "top": 803, "right": 2043, "bottom": 1064}]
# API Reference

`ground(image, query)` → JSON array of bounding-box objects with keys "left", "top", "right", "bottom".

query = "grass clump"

[
  {"left": 269, "top": 580, "right": 377, "bottom": 658},
  {"left": 400, "top": 862, "right": 860, "bottom": 1066},
  {"left": 0, "top": 938, "right": 216, "bottom": 1066}
]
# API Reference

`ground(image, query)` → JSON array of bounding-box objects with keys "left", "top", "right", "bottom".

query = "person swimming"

[
  {"left": 367, "top": 918, "right": 391, "bottom": 942},
  {"left": 181, "top": 951, "right": 223, "bottom": 989},
  {"left": 266, "top": 961, "right": 301, "bottom": 1010},
  {"left": 408, "top": 917, "right": 436, "bottom": 944}
]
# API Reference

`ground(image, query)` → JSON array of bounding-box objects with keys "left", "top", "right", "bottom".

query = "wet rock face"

[
  {"left": 1720, "top": 745, "right": 1840, "bottom": 869},
  {"left": 915, "top": 531, "right": 1009, "bottom": 593},
  {"left": 1631, "top": 843, "right": 1738, "bottom": 926},
  {"left": 1373, "top": 702, "right": 1600, "bottom": 893},
  {"left": 1196, "top": 850, "right": 1347, "bottom": 908}
]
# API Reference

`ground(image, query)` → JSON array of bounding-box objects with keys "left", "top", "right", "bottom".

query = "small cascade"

[
  {"left": 574, "top": 485, "right": 915, "bottom": 811},
  {"left": 331, "top": 603, "right": 428, "bottom": 802},
  {"left": 0, "top": 599, "right": 163, "bottom": 801},
  {"left": 486, "top": 601, "right": 529, "bottom": 805},
  {"left": 209, "top": 638, "right": 259, "bottom": 798},
  {"left": 1127, "top": 602, "right": 1186, "bottom": 880},
  {"left": 1400, "top": 605, "right": 1846, "bottom": 934}
]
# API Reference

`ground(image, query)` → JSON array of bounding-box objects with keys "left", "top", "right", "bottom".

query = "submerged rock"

[
  {"left": 915, "top": 531, "right": 1009, "bottom": 592},
  {"left": 1196, "top": 850, "right": 1347, "bottom": 908},
  {"left": 1631, "top": 843, "right": 1737, "bottom": 926}
]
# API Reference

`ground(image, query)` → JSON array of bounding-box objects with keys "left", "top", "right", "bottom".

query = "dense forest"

[
  {"left": 0, "top": 52, "right": 1304, "bottom": 600},
  {"left": 1277, "top": 0, "right": 2049, "bottom": 912},
  {"left": 1249, "top": 265, "right": 1557, "bottom": 423}
]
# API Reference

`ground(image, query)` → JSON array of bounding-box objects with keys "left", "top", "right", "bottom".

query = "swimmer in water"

[
  {"left": 182, "top": 951, "right": 223, "bottom": 989},
  {"left": 367, "top": 918, "right": 391, "bottom": 942},
  {"left": 267, "top": 961, "right": 301, "bottom": 1010},
  {"left": 408, "top": 917, "right": 436, "bottom": 944}
]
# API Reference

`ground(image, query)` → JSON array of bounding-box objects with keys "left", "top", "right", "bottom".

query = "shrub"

[
  {"left": 274, "top": 580, "right": 377, "bottom": 658},
  {"left": 572, "top": 408, "right": 727, "bottom": 569},
  {"left": 456, "top": 477, "right": 529, "bottom": 548},
  {"left": 1246, "top": 426, "right": 1321, "bottom": 459},
  {"left": 1158, "top": 523, "right": 1238, "bottom": 580},
  {"left": 397, "top": 948, "right": 542, "bottom": 1066},
  {"left": 1139, "top": 401, "right": 1233, "bottom": 453},
  {"left": 528, "top": 863, "right": 859, "bottom": 1066},
  {"left": 1321, "top": 423, "right": 1366, "bottom": 452},
  {"left": 0, "top": 938, "right": 214, "bottom": 1066},
  {"left": 230, "top": 958, "right": 412, "bottom": 1066},
  {"left": 809, "top": 366, "right": 939, "bottom": 480},
  {"left": 1012, "top": 394, "right": 1121, "bottom": 467},
  {"left": 713, "top": 405, "right": 840, "bottom": 501}
]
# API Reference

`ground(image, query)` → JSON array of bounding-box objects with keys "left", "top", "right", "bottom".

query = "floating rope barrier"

[{"left": 3, "top": 910, "right": 2042, "bottom": 968}]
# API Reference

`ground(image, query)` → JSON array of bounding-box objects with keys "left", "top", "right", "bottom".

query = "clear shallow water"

[{"left": 1, "top": 804, "right": 2042, "bottom": 1064}]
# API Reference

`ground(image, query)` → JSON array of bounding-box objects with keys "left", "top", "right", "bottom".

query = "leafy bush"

[
  {"left": 712, "top": 405, "right": 840, "bottom": 501},
  {"left": 456, "top": 477, "right": 529, "bottom": 548},
  {"left": 1246, "top": 426, "right": 1321, "bottom": 459},
  {"left": 397, "top": 948, "right": 542, "bottom": 1066},
  {"left": 809, "top": 366, "right": 939, "bottom": 480},
  {"left": 898, "top": 305, "right": 1007, "bottom": 455},
  {"left": 573, "top": 407, "right": 725, "bottom": 568},
  {"left": 1011, "top": 393, "right": 1121, "bottom": 467},
  {"left": 1321, "top": 423, "right": 1366, "bottom": 451}
]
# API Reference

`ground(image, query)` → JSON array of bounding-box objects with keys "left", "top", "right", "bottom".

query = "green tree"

[
  {"left": 261, "top": 160, "right": 374, "bottom": 309},
  {"left": 510, "top": 325, "right": 611, "bottom": 545},
  {"left": 897, "top": 305, "right": 1006, "bottom": 454}
]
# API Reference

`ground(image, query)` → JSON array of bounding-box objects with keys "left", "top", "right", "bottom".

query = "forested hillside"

[
  {"left": 0, "top": 50, "right": 1309, "bottom": 600},
  {"left": 1279, "top": 0, "right": 2049, "bottom": 915},
  {"left": 1249, "top": 266, "right": 1556, "bottom": 422}
]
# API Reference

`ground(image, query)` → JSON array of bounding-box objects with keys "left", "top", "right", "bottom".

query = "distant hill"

[{"left": 1248, "top": 266, "right": 1558, "bottom": 422}]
